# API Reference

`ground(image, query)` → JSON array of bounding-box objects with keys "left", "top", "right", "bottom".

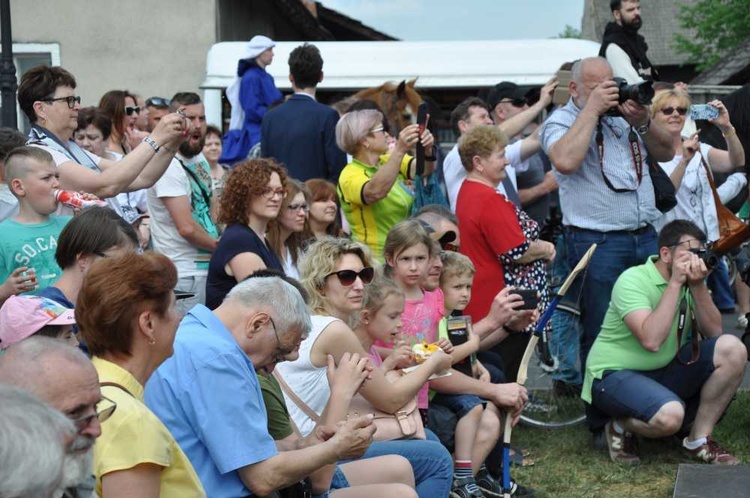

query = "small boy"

[
  {"left": 0, "top": 147, "right": 71, "bottom": 303},
  {"left": 0, "top": 295, "right": 78, "bottom": 350},
  {"left": 0, "top": 127, "right": 28, "bottom": 222},
  {"left": 430, "top": 251, "right": 506, "bottom": 498}
]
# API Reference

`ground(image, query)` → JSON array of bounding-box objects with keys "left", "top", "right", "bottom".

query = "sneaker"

[
  {"left": 524, "top": 393, "right": 552, "bottom": 413},
  {"left": 737, "top": 314, "right": 748, "bottom": 330},
  {"left": 476, "top": 469, "right": 536, "bottom": 498},
  {"left": 683, "top": 436, "right": 740, "bottom": 465},
  {"left": 604, "top": 420, "right": 640, "bottom": 466},
  {"left": 450, "top": 476, "right": 484, "bottom": 498}
]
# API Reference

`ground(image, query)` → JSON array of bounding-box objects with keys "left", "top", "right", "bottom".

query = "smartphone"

[
  {"left": 689, "top": 104, "right": 719, "bottom": 121},
  {"left": 415, "top": 102, "right": 429, "bottom": 174},
  {"left": 514, "top": 288, "right": 539, "bottom": 310},
  {"left": 446, "top": 316, "right": 473, "bottom": 377}
]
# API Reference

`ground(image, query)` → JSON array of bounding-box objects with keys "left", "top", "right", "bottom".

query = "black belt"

[{"left": 565, "top": 224, "right": 652, "bottom": 236}]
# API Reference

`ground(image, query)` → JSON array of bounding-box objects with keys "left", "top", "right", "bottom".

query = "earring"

[
  {"left": 149, "top": 338, "right": 156, "bottom": 346},
  {"left": 364, "top": 319, "right": 369, "bottom": 324}
]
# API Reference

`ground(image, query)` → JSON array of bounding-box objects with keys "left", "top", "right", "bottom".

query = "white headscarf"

[{"left": 226, "top": 35, "right": 276, "bottom": 130}]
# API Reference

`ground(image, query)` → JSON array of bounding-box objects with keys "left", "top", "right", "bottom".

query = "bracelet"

[
  {"left": 723, "top": 127, "right": 736, "bottom": 138},
  {"left": 142, "top": 136, "right": 161, "bottom": 153}
]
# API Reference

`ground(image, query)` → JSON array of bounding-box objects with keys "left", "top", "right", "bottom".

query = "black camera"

[
  {"left": 606, "top": 78, "right": 655, "bottom": 117},
  {"left": 688, "top": 247, "right": 719, "bottom": 270}
]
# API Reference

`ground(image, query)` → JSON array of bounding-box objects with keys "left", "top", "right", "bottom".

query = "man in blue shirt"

[{"left": 145, "top": 276, "right": 375, "bottom": 497}]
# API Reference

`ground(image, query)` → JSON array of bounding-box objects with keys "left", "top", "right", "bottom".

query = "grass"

[{"left": 507, "top": 390, "right": 750, "bottom": 498}]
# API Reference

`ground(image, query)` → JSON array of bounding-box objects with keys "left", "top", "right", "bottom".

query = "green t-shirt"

[
  {"left": 0, "top": 216, "right": 71, "bottom": 293},
  {"left": 338, "top": 155, "right": 413, "bottom": 261},
  {"left": 257, "top": 372, "right": 294, "bottom": 440},
  {"left": 582, "top": 256, "right": 694, "bottom": 403}
]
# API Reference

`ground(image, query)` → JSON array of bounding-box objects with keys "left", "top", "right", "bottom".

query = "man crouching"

[{"left": 582, "top": 219, "right": 746, "bottom": 465}]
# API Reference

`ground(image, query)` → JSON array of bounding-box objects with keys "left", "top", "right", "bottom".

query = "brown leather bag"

[
  {"left": 700, "top": 155, "right": 750, "bottom": 255},
  {"left": 274, "top": 370, "right": 426, "bottom": 441}
]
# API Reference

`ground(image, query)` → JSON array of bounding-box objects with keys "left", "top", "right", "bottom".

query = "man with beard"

[
  {"left": 0, "top": 336, "right": 103, "bottom": 498},
  {"left": 147, "top": 92, "right": 218, "bottom": 312},
  {"left": 599, "top": 0, "right": 659, "bottom": 83}
]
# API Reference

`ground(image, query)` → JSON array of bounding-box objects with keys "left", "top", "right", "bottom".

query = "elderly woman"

[
  {"left": 17, "top": 65, "right": 185, "bottom": 201},
  {"left": 305, "top": 178, "right": 345, "bottom": 239},
  {"left": 456, "top": 125, "right": 555, "bottom": 377},
  {"left": 267, "top": 179, "right": 311, "bottom": 279},
  {"left": 77, "top": 252, "right": 205, "bottom": 497},
  {"left": 336, "top": 110, "right": 435, "bottom": 260},
  {"left": 275, "top": 237, "right": 454, "bottom": 498},
  {"left": 206, "top": 158, "right": 286, "bottom": 309}
]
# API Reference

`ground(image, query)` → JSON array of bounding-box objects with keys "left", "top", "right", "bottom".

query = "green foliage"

[
  {"left": 558, "top": 24, "right": 582, "bottom": 39},
  {"left": 674, "top": 0, "right": 750, "bottom": 71}
]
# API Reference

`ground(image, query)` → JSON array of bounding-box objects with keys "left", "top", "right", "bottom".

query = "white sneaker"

[{"left": 737, "top": 315, "right": 748, "bottom": 330}]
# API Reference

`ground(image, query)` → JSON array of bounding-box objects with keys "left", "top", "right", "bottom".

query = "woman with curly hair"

[{"left": 205, "top": 158, "right": 286, "bottom": 309}]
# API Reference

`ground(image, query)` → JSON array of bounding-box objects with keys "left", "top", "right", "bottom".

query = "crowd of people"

[{"left": 1, "top": 1, "right": 749, "bottom": 497}]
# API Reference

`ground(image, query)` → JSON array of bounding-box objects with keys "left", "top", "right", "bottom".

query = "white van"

[{"left": 201, "top": 39, "right": 602, "bottom": 131}]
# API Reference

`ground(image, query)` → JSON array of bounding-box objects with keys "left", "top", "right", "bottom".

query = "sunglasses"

[
  {"left": 43, "top": 95, "right": 81, "bottom": 109},
  {"left": 146, "top": 96, "right": 170, "bottom": 108},
  {"left": 325, "top": 267, "right": 375, "bottom": 286},
  {"left": 500, "top": 98, "right": 526, "bottom": 108},
  {"left": 660, "top": 107, "right": 687, "bottom": 116},
  {"left": 125, "top": 106, "right": 141, "bottom": 116}
]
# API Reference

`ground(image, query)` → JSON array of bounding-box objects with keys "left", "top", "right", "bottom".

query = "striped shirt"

[{"left": 540, "top": 99, "right": 661, "bottom": 232}]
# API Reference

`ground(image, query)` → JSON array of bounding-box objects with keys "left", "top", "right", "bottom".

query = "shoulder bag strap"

[
  {"left": 272, "top": 370, "right": 321, "bottom": 425},
  {"left": 176, "top": 157, "right": 212, "bottom": 207},
  {"left": 699, "top": 154, "right": 724, "bottom": 207}
]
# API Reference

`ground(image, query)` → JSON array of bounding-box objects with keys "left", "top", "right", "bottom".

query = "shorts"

[
  {"left": 591, "top": 337, "right": 717, "bottom": 425},
  {"left": 329, "top": 465, "right": 350, "bottom": 490},
  {"left": 431, "top": 393, "right": 486, "bottom": 418}
]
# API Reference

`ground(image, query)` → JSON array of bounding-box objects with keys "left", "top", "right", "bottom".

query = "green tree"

[
  {"left": 674, "top": 0, "right": 750, "bottom": 71},
  {"left": 557, "top": 24, "right": 581, "bottom": 39}
]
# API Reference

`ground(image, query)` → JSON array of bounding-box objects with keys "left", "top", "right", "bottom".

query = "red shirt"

[{"left": 456, "top": 180, "right": 525, "bottom": 323}]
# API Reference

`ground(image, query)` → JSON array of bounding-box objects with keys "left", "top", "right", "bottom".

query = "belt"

[{"left": 565, "top": 224, "right": 652, "bottom": 236}]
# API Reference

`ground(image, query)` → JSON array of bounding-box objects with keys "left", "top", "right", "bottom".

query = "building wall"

[{"left": 10, "top": 0, "right": 217, "bottom": 107}]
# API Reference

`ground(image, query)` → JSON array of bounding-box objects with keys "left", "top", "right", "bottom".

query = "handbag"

[
  {"left": 274, "top": 370, "right": 426, "bottom": 441},
  {"left": 699, "top": 155, "right": 750, "bottom": 255},
  {"left": 646, "top": 156, "right": 677, "bottom": 213}
]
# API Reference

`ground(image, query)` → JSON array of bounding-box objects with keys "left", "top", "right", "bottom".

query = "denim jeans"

[
  {"left": 707, "top": 258, "right": 735, "bottom": 311},
  {"left": 550, "top": 234, "right": 582, "bottom": 385},
  {"left": 347, "top": 429, "right": 453, "bottom": 498}
]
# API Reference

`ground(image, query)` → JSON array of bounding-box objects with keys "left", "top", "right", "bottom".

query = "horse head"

[{"left": 354, "top": 78, "right": 423, "bottom": 135}]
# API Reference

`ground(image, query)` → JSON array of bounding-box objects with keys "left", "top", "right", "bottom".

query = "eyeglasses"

[
  {"left": 369, "top": 126, "right": 385, "bottom": 135},
  {"left": 68, "top": 395, "right": 117, "bottom": 432},
  {"left": 660, "top": 107, "right": 688, "bottom": 116},
  {"left": 287, "top": 203, "right": 310, "bottom": 212},
  {"left": 42, "top": 96, "right": 81, "bottom": 109},
  {"left": 500, "top": 98, "right": 526, "bottom": 108},
  {"left": 146, "top": 97, "right": 170, "bottom": 108},
  {"left": 125, "top": 106, "right": 141, "bottom": 116},
  {"left": 268, "top": 315, "right": 295, "bottom": 363},
  {"left": 437, "top": 230, "right": 459, "bottom": 252},
  {"left": 668, "top": 238, "right": 705, "bottom": 249},
  {"left": 325, "top": 267, "right": 375, "bottom": 286},
  {"left": 262, "top": 187, "right": 288, "bottom": 199}
]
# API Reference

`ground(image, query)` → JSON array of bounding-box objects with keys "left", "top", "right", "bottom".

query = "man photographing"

[{"left": 582, "top": 220, "right": 746, "bottom": 465}]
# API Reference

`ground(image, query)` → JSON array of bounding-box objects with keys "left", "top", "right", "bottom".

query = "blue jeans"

[
  {"left": 348, "top": 429, "right": 453, "bottom": 498},
  {"left": 550, "top": 234, "right": 582, "bottom": 385},
  {"left": 707, "top": 258, "right": 735, "bottom": 310}
]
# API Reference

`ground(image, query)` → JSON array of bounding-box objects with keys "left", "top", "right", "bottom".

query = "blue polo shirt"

[{"left": 145, "top": 305, "right": 277, "bottom": 498}]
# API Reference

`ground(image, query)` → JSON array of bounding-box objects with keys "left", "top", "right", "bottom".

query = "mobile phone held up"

[
  {"left": 689, "top": 104, "right": 719, "bottom": 121},
  {"left": 513, "top": 288, "right": 539, "bottom": 310}
]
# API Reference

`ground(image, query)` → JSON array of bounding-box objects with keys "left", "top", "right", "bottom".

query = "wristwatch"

[{"left": 636, "top": 119, "right": 651, "bottom": 136}]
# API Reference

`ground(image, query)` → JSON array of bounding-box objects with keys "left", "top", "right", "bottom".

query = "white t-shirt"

[
  {"left": 443, "top": 140, "right": 523, "bottom": 211},
  {"left": 147, "top": 156, "right": 205, "bottom": 278},
  {"left": 0, "top": 184, "right": 18, "bottom": 222}
]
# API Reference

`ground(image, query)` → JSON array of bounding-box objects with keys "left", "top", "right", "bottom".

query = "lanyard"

[{"left": 596, "top": 121, "right": 643, "bottom": 193}]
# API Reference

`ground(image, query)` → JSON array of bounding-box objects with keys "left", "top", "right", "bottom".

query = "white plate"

[{"left": 401, "top": 365, "right": 452, "bottom": 380}]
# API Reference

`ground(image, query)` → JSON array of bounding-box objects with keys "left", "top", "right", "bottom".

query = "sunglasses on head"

[
  {"left": 325, "top": 267, "right": 375, "bottom": 286},
  {"left": 660, "top": 107, "right": 687, "bottom": 116},
  {"left": 125, "top": 106, "right": 141, "bottom": 116},
  {"left": 146, "top": 97, "right": 170, "bottom": 108}
]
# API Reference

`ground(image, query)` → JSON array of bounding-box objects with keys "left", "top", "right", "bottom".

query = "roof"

[
  {"left": 691, "top": 39, "right": 750, "bottom": 85},
  {"left": 315, "top": 2, "right": 397, "bottom": 41},
  {"left": 581, "top": 0, "right": 697, "bottom": 66},
  {"left": 202, "top": 39, "right": 602, "bottom": 91}
]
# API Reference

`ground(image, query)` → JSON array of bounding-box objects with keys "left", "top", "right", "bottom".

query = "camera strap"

[
  {"left": 676, "top": 294, "right": 701, "bottom": 365},
  {"left": 596, "top": 122, "right": 643, "bottom": 193}
]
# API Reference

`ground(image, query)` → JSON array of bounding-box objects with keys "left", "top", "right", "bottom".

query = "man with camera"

[{"left": 581, "top": 220, "right": 746, "bottom": 466}]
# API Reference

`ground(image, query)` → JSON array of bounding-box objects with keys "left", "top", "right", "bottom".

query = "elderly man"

[
  {"left": 0, "top": 385, "right": 79, "bottom": 498},
  {"left": 145, "top": 276, "right": 375, "bottom": 498},
  {"left": 0, "top": 336, "right": 104, "bottom": 498}
]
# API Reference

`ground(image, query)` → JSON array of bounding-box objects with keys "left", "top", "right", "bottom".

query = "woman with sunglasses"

[
  {"left": 76, "top": 251, "right": 205, "bottom": 497},
  {"left": 650, "top": 90, "right": 745, "bottom": 241},
  {"left": 206, "top": 159, "right": 286, "bottom": 309},
  {"left": 98, "top": 90, "right": 148, "bottom": 156},
  {"left": 336, "top": 110, "right": 435, "bottom": 261},
  {"left": 275, "top": 237, "right": 454, "bottom": 498},
  {"left": 267, "top": 179, "right": 311, "bottom": 280}
]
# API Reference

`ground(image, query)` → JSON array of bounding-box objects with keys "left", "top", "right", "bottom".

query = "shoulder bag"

[{"left": 699, "top": 155, "right": 750, "bottom": 254}]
